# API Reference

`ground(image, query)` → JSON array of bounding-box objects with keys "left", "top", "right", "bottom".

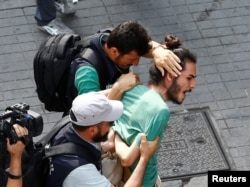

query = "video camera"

[{"left": 0, "top": 102, "right": 43, "bottom": 145}]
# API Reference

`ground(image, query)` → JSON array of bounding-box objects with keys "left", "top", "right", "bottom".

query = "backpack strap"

[
  {"left": 39, "top": 116, "right": 100, "bottom": 168},
  {"left": 56, "top": 34, "right": 81, "bottom": 59},
  {"left": 13, "top": 116, "right": 72, "bottom": 178},
  {"left": 45, "top": 142, "right": 100, "bottom": 169},
  {"left": 78, "top": 47, "right": 107, "bottom": 90},
  {"left": 36, "top": 116, "right": 70, "bottom": 147}
]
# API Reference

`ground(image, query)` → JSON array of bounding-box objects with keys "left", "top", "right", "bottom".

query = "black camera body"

[{"left": 0, "top": 102, "right": 43, "bottom": 144}]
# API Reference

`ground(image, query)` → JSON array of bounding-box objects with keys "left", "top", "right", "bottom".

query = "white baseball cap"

[{"left": 69, "top": 92, "right": 123, "bottom": 126}]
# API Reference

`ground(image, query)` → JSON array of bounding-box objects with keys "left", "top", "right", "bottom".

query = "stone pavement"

[{"left": 1, "top": 0, "right": 250, "bottom": 186}]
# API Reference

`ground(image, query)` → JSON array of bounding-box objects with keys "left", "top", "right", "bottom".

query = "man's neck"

[{"left": 148, "top": 84, "right": 168, "bottom": 102}]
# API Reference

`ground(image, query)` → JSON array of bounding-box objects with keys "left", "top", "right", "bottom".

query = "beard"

[
  {"left": 167, "top": 78, "right": 183, "bottom": 105},
  {"left": 114, "top": 55, "right": 131, "bottom": 70},
  {"left": 93, "top": 129, "right": 109, "bottom": 143}
]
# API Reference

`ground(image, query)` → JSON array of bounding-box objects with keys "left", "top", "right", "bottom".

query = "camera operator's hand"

[
  {"left": 7, "top": 124, "right": 28, "bottom": 157},
  {"left": 6, "top": 124, "right": 28, "bottom": 187}
]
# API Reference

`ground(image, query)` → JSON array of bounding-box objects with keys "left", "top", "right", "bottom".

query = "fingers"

[
  {"left": 147, "top": 136, "right": 160, "bottom": 157},
  {"left": 140, "top": 133, "right": 147, "bottom": 142},
  {"left": 135, "top": 73, "right": 140, "bottom": 84},
  {"left": 160, "top": 62, "right": 181, "bottom": 77},
  {"left": 152, "top": 136, "right": 160, "bottom": 146},
  {"left": 154, "top": 48, "right": 182, "bottom": 77},
  {"left": 128, "top": 72, "right": 140, "bottom": 82},
  {"left": 148, "top": 136, "right": 160, "bottom": 149},
  {"left": 133, "top": 73, "right": 141, "bottom": 85},
  {"left": 167, "top": 59, "right": 182, "bottom": 77},
  {"left": 139, "top": 134, "right": 159, "bottom": 161},
  {"left": 171, "top": 51, "right": 181, "bottom": 64},
  {"left": 13, "top": 124, "right": 28, "bottom": 137},
  {"left": 119, "top": 72, "right": 140, "bottom": 82},
  {"left": 166, "top": 52, "right": 182, "bottom": 77},
  {"left": 163, "top": 61, "right": 182, "bottom": 77},
  {"left": 157, "top": 67, "right": 165, "bottom": 77},
  {"left": 118, "top": 72, "right": 141, "bottom": 89}
]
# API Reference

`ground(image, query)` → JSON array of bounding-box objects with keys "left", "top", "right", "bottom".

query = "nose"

[{"left": 190, "top": 78, "right": 196, "bottom": 89}]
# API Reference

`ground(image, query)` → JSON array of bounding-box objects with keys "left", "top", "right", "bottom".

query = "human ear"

[
  {"left": 110, "top": 47, "right": 120, "bottom": 57},
  {"left": 88, "top": 126, "right": 98, "bottom": 136},
  {"left": 166, "top": 73, "right": 174, "bottom": 82}
]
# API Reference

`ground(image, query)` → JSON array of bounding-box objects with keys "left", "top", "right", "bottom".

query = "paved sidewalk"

[{"left": 1, "top": 0, "right": 250, "bottom": 186}]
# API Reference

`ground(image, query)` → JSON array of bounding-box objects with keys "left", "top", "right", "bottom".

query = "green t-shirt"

[
  {"left": 75, "top": 66, "right": 100, "bottom": 94},
  {"left": 113, "top": 85, "right": 170, "bottom": 187}
]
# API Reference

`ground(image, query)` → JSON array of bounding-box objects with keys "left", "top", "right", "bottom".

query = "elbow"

[{"left": 120, "top": 158, "right": 134, "bottom": 167}]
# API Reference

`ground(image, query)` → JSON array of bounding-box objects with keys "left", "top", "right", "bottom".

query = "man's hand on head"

[{"left": 152, "top": 45, "right": 182, "bottom": 77}]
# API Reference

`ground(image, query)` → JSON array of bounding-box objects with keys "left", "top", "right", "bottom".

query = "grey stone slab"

[
  {"left": 0, "top": 0, "right": 35, "bottom": 10},
  {"left": 217, "top": 100, "right": 235, "bottom": 110},
  {"left": 203, "top": 37, "right": 222, "bottom": 47},
  {"left": 224, "top": 80, "right": 244, "bottom": 90},
  {"left": 221, "top": 108, "right": 242, "bottom": 119},
  {"left": 197, "top": 102, "right": 219, "bottom": 111},
  {"left": 234, "top": 98, "right": 250, "bottom": 108},
  {"left": 162, "top": 179, "right": 182, "bottom": 187},
  {"left": 157, "top": 107, "right": 230, "bottom": 181},
  {"left": 183, "top": 176, "right": 208, "bottom": 187},
  {"left": 220, "top": 72, "right": 238, "bottom": 82},
  {"left": 197, "top": 93, "right": 214, "bottom": 103}
]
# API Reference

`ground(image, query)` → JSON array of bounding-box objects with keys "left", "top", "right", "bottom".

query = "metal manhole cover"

[{"left": 157, "top": 107, "right": 230, "bottom": 181}]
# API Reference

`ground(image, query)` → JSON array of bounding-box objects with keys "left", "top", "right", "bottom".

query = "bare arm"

[
  {"left": 6, "top": 140, "right": 24, "bottom": 187},
  {"left": 101, "top": 130, "right": 140, "bottom": 165},
  {"left": 114, "top": 134, "right": 140, "bottom": 167},
  {"left": 100, "top": 72, "right": 140, "bottom": 100},
  {"left": 123, "top": 134, "right": 159, "bottom": 187},
  {"left": 143, "top": 40, "right": 181, "bottom": 77},
  {"left": 6, "top": 124, "right": 28, "bottom": 187}
]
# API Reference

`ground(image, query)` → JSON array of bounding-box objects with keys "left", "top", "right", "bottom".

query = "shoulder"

[
  {"left": 123, "top": 85, "right": 148, "bottom": 96},
  {"left": 63, "top": 164, "right": 110, "bottom": 187},
  {"left": 67, "top": 163, "right": 99, "bottom": 176},
  {"left": 75, "top": 65, "right": 99, "bottom": 80},
  {"left": 76, "top": 65, "right": 97, "bottom": 74}
]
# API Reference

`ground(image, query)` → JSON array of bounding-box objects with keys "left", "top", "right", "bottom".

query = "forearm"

[
  {"left": 7, "top": 155, "right": 22, "bottom": 187},
  {"left": 123, "top": 134, "right": 160, "bottom": 187},
  {"left": 106, "top": 72, "right": 139, "bottom": 100},
  {"left": 142, "top": 40, "right": 160, "bottom": 58},
  {"left": 106, "top": 83, "right": 126, "bottom": 100},
  {"left": 99, "top": 86, "right": 125, "bottom": 100},
  {"left": 123, "top": 156, "right": 149, "bottom": 187},
  {"left": 115, "top": 135, "right": 139, "bottom": 166}
]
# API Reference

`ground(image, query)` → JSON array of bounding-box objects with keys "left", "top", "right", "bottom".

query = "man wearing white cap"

[{"left": 44, "top": 92, "right": 159, "bottom": 187}]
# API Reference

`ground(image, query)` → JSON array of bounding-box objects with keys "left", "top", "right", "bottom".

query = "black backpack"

[
  {"left": 1, "top": 116, "right": 98, "bottom": 187},
  {"left": 33, "top": 33, "right": 108, "bottom": 113},
  {"left": 33, "top": 34, "right": 83, "bottom": 112}
]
